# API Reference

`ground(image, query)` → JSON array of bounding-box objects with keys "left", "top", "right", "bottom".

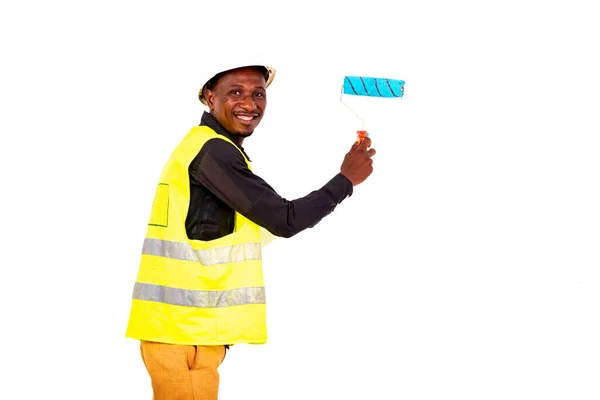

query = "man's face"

[{"left": 205, "top": 67, "right": 267, "bottom": 138}]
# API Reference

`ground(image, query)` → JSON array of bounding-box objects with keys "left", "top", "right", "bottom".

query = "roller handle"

[{"left": 356, "top": 130, "right": 368, "bottom": 144}]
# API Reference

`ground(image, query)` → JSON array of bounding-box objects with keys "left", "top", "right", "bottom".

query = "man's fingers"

[
  {"left": 348, "top": 136, "right": 373, "bottom": 155},
  {"left": 357, "top": 137, "right": 371, "bottom": 151}
]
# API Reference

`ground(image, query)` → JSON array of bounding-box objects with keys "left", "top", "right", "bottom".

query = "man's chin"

[
  {"left": 231, "top": 130, "right": 253, "bottom": 141},
  {"left": 234, "top": 130, "right": 254, "bottom": 137}
]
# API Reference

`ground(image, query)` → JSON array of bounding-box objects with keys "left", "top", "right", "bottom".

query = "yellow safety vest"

[{"left": 125, "top": 125, "right": 267, "bottom": 345}]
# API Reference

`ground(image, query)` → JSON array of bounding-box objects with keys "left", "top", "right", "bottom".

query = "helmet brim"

[{"left": 198, "top": 65, "right": 276, "bottom": 106}]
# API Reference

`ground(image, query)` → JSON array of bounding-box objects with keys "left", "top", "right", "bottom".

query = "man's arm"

[{"left": 190, "top": 139, "right": 353, "bottom": 238}]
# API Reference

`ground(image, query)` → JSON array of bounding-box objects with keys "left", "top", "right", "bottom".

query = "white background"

[{"left": 1, "top": 1, "right": 599, "bottom": 399}]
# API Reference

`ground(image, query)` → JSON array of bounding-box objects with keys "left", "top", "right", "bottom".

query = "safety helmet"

[{"left": 198, "top": 63, "right": 276, "bottom": 106}]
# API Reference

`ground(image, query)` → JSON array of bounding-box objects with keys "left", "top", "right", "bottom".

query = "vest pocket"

[{"left": 149, "top": 183, "right": 169, "bottom": 227}]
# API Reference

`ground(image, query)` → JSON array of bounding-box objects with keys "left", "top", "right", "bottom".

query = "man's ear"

[{"left": 205, "top": 89, "right": 214, "bottom": 110}]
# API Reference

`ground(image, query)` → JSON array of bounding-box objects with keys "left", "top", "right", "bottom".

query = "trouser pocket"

[{"left": 189, "top": 345, "right": 226, "bottom": 370}]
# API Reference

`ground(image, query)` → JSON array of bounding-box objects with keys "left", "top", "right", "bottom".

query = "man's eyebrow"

[{"left": 226, "top": 83, "right": 266, "bottom": 89}]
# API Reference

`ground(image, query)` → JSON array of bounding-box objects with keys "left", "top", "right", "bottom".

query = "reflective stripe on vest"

[
  {"left": 143, "top": 238, "right": 261, "bottom": 265},
  {"left": 132, "top": 282, "right": 266, "bottom": 308}
]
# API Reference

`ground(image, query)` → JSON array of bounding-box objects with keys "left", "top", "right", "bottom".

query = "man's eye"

[
  {"left": 230, "top": 90, "right": 241, "bottom": 95},
  {"left": 254, "top": 92, "right": 265, "bottom": 98}
]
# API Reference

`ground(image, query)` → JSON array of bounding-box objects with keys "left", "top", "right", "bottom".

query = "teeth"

[{"left": 237, "top": 115, "right": 253, "bottom": 121}]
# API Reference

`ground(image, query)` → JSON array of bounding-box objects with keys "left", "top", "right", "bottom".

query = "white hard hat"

[{"left": 198, "top": 63, "right": 276, "bottom": 106}]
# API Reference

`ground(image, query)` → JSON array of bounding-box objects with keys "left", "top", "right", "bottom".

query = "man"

[{"left": 126, "top": 62, "right": 376, "bottom": 399}]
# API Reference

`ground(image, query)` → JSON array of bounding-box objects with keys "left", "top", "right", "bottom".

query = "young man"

[{"left": 126, "top": 62, "right": 376, "bottom": 399}]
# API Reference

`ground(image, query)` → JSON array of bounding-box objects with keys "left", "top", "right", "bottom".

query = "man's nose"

[{"left": 239, "top": 94, "right": 255, "bottom": 110}]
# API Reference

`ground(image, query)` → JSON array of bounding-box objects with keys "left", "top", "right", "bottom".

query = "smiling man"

[
  {"left": 126, "top": 62, "right": 376, "bottom": 400},
  {"left": 203, "top": 66, "right": 267, "bottom": 138}
]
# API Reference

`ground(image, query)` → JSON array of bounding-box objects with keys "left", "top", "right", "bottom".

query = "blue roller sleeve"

[{"left": 343, "top": 76, "right": 405, "bottom": 98}]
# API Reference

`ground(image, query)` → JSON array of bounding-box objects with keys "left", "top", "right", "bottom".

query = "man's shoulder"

[
  {"left": 191, "top": 136, "right": 245, "bottom": 169},
  {"left": 202, "top": 136, "right": 240, "bottom": 155}
]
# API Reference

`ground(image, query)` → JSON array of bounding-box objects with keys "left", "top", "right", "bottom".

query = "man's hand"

[{"left": 340, "top": 136, "right": 376, "bottom": 186}]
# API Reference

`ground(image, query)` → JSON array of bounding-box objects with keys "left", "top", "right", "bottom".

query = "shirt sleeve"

[{"left": 189, "top": 138, "right": 353, "bottom": 238}]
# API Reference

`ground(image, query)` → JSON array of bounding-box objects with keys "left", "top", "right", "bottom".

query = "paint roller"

[{"left": 340, "top": 76, "right": 405, "bottom": 143}]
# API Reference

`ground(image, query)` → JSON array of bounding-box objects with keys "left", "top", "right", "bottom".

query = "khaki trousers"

[{"left": 140, "top": 341, "right": 227, "bottom": 400}]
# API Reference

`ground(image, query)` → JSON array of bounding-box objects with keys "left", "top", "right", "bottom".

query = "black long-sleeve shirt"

[{"left": 185, "top": 112, "right": 353, "bottom": 241}]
